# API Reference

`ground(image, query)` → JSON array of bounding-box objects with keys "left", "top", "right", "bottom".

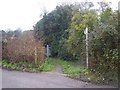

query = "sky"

[{"left": 0, "top": 0, "right": 119, "bottom": 31}]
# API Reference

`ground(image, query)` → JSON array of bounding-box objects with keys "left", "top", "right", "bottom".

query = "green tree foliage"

[
  {"left": 67, "top": 3, "right": 97, "bottom": 61},
  {"left": 34, "top": 2, "right": 119, "bottom": 83},
  {"left": 91, "top": 8, "right": 118, "bottom": 77},
  {"left": 34, "top": 5, "right": 73, "bottom": 57},
  {"left": 66, "top": 2, "right": 118, "bottom": 83}
]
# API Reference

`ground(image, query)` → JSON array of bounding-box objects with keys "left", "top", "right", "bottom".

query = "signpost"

[
  {"left": 84, "top": 27, "right": 89, "bottom": 69},
  {"left": 46, "top": 45, "right": 51, "bottom": 57}
]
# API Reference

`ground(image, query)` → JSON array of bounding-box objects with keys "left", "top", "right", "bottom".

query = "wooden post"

[
  {"left": 35, "top": 47, "right": 37, "bottom": 64},
  {"left": 41, "top": 47, "right": 44, "bottom": 62}
]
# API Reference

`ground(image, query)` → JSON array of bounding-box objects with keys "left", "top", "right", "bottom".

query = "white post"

[
  {"left": 46, "top": 45, "right": 50, "bottom": 57},
  {"left": 86, "top": 27, "right": 89, "bottom": 69}
]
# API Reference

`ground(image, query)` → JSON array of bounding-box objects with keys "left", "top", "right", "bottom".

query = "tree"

[
  {"left": 33, "top": 1, "right": 119, "bottom": 84},
  {"left": 91, "top": 8, "right": 118, "bottom": 71},
  {"left": 34, "top": 4, "right": 73, "bottom": 57},
  {"left": 14, "top": 28, "right": 22, "bottom": 38},
  {"left": 67, "top": 4, "right": 97, "bottom": 62}
]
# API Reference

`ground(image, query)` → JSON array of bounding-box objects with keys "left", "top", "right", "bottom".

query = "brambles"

[{"left": 3, "top": 30, "right": 45, "bottom": 64}]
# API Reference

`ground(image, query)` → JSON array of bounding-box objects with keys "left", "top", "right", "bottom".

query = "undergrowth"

[{"left": 1, "top": 58, "right": 54, "bottom": 72}]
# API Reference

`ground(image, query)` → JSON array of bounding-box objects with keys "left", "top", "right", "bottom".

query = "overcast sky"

[{"left": 0, "top": 0, "right": 119, "bottom": 31}]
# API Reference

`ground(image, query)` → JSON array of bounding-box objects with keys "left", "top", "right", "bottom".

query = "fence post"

[
  {"left": 41, "top": 47, "right": 45, "bottom": 62},
  {"left": 35, "top": 46, "right": 37, "bottom": 64}
]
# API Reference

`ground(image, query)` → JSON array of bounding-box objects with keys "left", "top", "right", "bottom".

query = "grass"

[
  {"left": 47, "top": 58, "right": 89, "bottom": 79},
  {"left": 38, "top": 58, "right": 55, "bottom": 72},
  {"left": 56, "top": 59, "right": 84, "bottom": 78},
  {"left": 1, "top": 58, "right": 55, "bottom": 72}
]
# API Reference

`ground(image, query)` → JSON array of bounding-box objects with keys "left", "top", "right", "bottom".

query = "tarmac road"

[{"left": 2, "top": 69, "right": 116, "bottom": 88}]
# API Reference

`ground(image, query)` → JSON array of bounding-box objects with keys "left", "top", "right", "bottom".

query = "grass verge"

[
  {"left": 56, "top": 58, "right": 85, "bottom": 78},
  {"left": 1, "top": 58, "right": 55, "bottom": 72}
]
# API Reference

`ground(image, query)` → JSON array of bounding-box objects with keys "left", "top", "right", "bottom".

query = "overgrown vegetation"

[
  {"left": 34, "top": 2, "right": 119, "bottom": 86},
  {"left": 1, "top": 1, "right": 119, "bottom": 87},
  {"left": 2, "top": 30, "right": 45, "bottom": 64}
]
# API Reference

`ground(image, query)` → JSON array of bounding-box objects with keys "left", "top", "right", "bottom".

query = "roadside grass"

[
  {"left": 46, "top": 58, "right": 91, "bottom": 80},
  {"left": 57, "top": 59, "right": 93, "bottom": 82},
  {"left": 55, "top": 58, "right": 84, "bottom": 78},
  {"left": 38, "top": 58, "right": 55, "bottom": 72},
  {"left": 1, "top": 58, "right": 55, "bottom": 72}
]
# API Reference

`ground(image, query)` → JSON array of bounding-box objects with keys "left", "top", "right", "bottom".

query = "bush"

[{"left": 4, "top": 31, "right": 45, "bottom": 64}]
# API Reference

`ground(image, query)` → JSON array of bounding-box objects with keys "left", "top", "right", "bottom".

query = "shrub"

[{"left": 5, "top": 31, "right": 45, "bottom": 64}]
